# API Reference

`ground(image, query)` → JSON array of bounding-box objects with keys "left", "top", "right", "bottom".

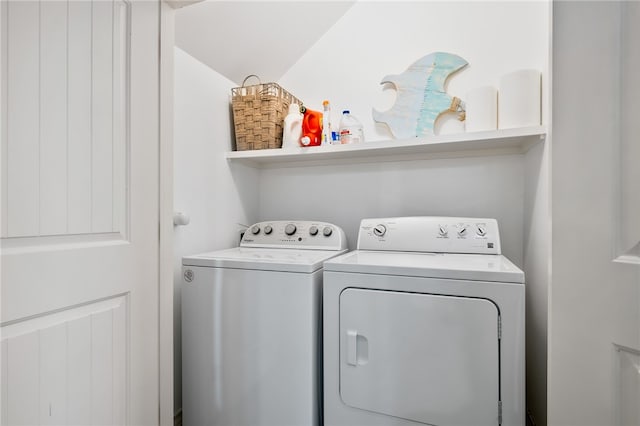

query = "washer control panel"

[
  {"left": 357, "top": 217, "right": 501, "bottom": 254},
  {"left": 241, "top": 221, "right": 347, "bottom": 250}
]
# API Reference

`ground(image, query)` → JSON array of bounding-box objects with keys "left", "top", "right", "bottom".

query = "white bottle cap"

[{"left": 300, "top": 136, "right": 311, "bottom": 146}]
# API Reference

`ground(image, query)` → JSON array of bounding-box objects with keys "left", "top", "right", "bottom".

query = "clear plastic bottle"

[{"left": 338, "top": 110, "right": 364, "bottom": 144}]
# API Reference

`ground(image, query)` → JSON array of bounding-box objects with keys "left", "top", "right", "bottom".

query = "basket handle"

[{"left": 241, "top": 75, "right": 261, "bottom": 87}]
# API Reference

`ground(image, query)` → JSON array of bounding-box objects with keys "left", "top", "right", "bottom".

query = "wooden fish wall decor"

[{"left": 372, "top": 52, "right": 468, "bottom": 139}]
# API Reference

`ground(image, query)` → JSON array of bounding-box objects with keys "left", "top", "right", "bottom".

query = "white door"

[
  {"left": 340, "top": 288, "right": 500, "bottom": 426},
  {"left": 0, "top": 1, "right": 160, "bottom": 425},
  {"left": 550, "top": 2, "right": 640, "bottom": 426}
]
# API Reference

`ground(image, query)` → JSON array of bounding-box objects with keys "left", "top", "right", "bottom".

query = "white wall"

[
  {"left": 173, "top": 47, "right": 259, "bottom": 413},
  {"left": 550, "top": 2, "right": 640, "bottom": 425},
  {"left": 259, "top": 156, "right": 525, "bottom": 266},
  {"left": 523, "top": 140, "right": 549, "bottom": 425}
]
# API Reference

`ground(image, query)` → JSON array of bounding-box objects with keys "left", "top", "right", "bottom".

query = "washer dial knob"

[
  {"left": 373, "top": 224, "right": 387, "bottom": 237},
  {"left": 476, "top": 225, "right": 487, "bottom": 236},
  {"left": 251, "top": 225, "right": 260, "bottom": 235},
  {"left": 457, "top": 225, "right": 468, "bottom": 236},
  {"left": 323, "top": 226, "right": 333, "bottom": 237},
  {"left": 264, "top": 225, "right": 273, "bottom": 235},
  {"left": 309, "top": 226, "right": 319, "bottom": 236},
  {"left": 438, "top": 225, "right": 448, "bottom": 237},
  {"left": 285, "top": 224, "right": 297, "bottom": 236}
]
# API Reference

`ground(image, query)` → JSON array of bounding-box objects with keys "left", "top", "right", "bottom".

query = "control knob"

[
  {"left": 373, "top": 224, "right": 387, "bottom": 237},
  {"left": 264, "top": 225, "right": 273, "bottom": 235},
  {"left": 285, "top": 224, "right": 297, "bottom": 236},
  {"left": 438, "top": 225, "right": 448, "bottom": 237},
  {"left": 309, "top": 225, "right": 319, "bottom": 236},
  {"left": 251, "top": 225, "right": 260, "bottom": 235},
  {"left": 323, "top": 226, "right": 333, "bottom": 237},
  {"left": 476, "top": 225, "right": 487, "bottom": 237},
  {"left": 457, "top": 225, "right": 467, "bottom": 236}
]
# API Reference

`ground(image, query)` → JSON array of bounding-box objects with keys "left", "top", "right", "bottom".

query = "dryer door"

[{"left": 340, "top": 288, "right": 500, "bottom": 426}]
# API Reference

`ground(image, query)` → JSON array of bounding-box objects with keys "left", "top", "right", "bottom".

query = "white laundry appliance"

[
  {"left": 181, "top": 220, "right": 347, "bottom": 426},
  {"left": 323, "top": 217, "right": 525, "bottom": 426}
]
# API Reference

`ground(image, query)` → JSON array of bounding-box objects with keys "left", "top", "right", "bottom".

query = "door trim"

[
  {"left": 159, "top": 2, "right": 175, "bottom": 425},
  {"left": 613, "top": 1, "right": 640, "bottom": 265}
]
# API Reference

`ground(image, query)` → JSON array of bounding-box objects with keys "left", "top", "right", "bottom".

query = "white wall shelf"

[{"left": 225, "top": 126, "right": 546, "bottom": 168}]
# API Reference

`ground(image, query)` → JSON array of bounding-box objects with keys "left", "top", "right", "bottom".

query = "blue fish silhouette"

[{"left": 372, "top": 52, "right": 468, "bottom": 139}]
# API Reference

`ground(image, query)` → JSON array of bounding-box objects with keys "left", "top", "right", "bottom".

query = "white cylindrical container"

[
  {"left": 498, "top": 69, "right": 541, "bottom": 129},
  {"left": 282, "top": 103, "right": 303, "bottom": 149},
  {"left": 465, "top": 86, "right": 497, "bottom": 132}
]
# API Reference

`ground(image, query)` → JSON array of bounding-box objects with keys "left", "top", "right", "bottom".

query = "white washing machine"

[
  {"left": 323, "top": 217, "right": 525, "bottom": 426},
  {"left": 182, "top": 220, "right": 347, "bottom": 426}
]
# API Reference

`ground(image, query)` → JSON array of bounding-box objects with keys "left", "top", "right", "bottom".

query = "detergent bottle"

[
  {"left": 299, "top": 107, "right": 323, "bottom": 147},
  {"left": 282, "top": 103, "right": 303, "bottom": 149}
]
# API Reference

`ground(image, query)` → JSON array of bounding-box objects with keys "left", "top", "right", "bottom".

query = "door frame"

[
  {"left": 160, "top": 1, "right": 175, "bottom": 424},
  {"left": 159, "top": 3, "right": 206, "bottom": 423}
]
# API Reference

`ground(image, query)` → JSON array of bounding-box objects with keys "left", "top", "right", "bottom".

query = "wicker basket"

[{"left": 231, "top": 75, "right": 303, "bottom": 151}]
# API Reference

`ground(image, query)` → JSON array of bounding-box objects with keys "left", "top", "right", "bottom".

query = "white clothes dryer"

[
  {"left": 323, "top": 217, "right": 525, "bottom": 426},
  {"left": 182, "top": 221, "right": 347, "bottom": 426}
]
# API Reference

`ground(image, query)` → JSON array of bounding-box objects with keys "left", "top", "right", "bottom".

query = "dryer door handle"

[
  {"left": 347, "top": 330, "right": 358, "bottom": 365},
  {"left": 347, "top": 330, "right": 369, "bottom": 366}
]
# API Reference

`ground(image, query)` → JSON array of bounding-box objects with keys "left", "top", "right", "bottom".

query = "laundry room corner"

[
  {"left": 171, "top": 1, "right": 552, "bottom": 424},
  {"left": 5, "top": 0, "right": 640, "bottom": 425}
]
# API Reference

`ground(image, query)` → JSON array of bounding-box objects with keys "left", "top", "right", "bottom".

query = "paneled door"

[
  {"left": 1, "top": 1, "right": 161, "bottom": 425},
  {"left": 550, "top": 2, "right": 640, "bottom": 425}
]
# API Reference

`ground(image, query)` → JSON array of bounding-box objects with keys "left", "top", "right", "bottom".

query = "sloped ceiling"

[{"left": 175, "top": 1, "right": 356, "bottom": 86}]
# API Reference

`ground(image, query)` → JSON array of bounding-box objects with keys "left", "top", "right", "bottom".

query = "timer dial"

[
  {"left": 285, "top": 224, "right": 297, "bottom": 236},
  {"left": 373, "top": 224, "right": 387, "bottom": 237}
]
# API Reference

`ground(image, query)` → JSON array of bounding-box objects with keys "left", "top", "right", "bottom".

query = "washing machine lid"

[
  {"left": 183, "top": 247, "right": 348, "bottom": 273},
  {"left": 323, "top": 250, "right": 524, "bottom": 283}
]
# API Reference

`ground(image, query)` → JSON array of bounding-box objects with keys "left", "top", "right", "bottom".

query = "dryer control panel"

[
  {"left": 357, "top": 216, "right": 501, "bottom": 254},
  {"left": 241, "top": 221, "right": 347, "bottom": 251}
]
